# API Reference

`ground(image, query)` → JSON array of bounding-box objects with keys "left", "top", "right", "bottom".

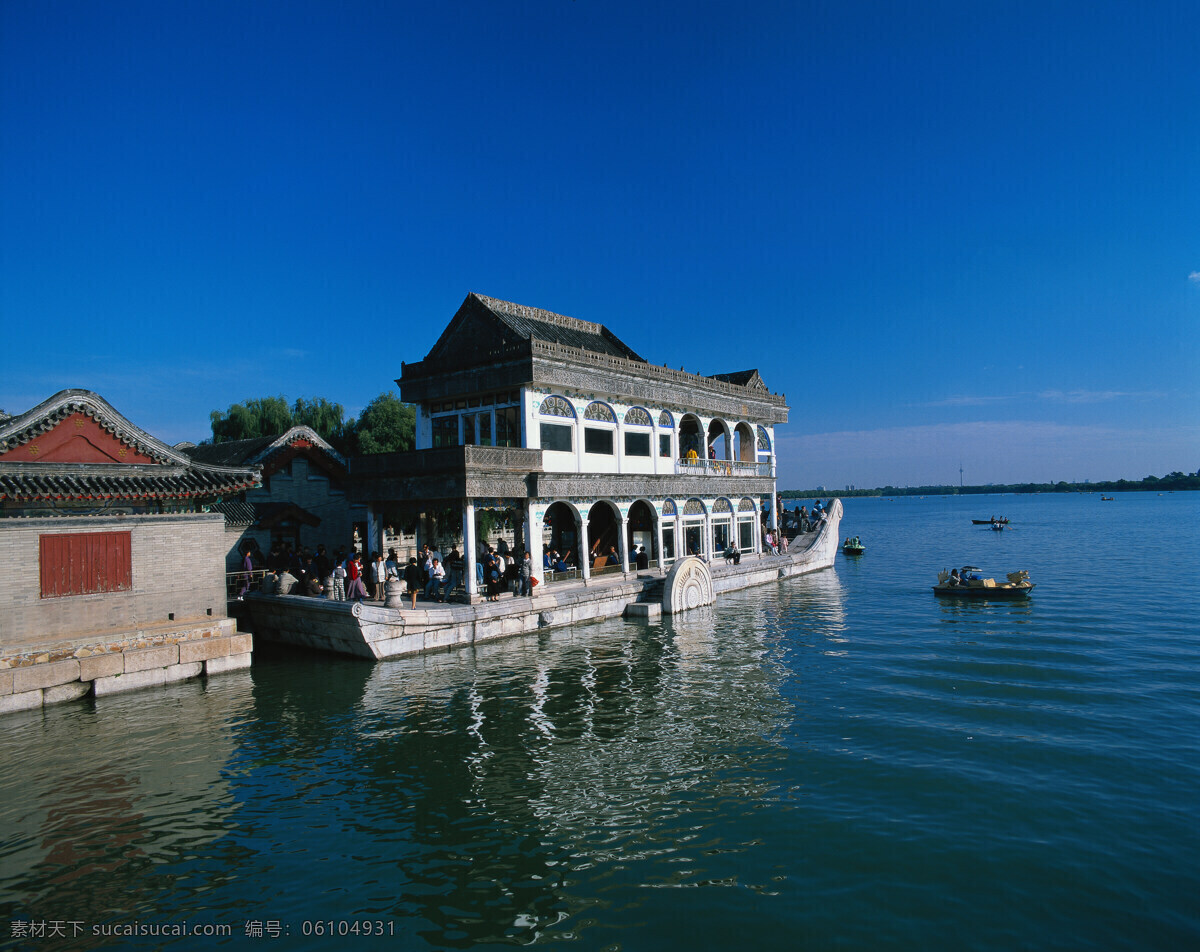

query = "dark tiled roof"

[
  {"left": 422, "top": 293, "right": 647, "bottom": 366},
  {"left": 708, "top": 369, "right": 766, "bottom": 390},
  {"left": 185, "top": 436, "right": 277, "bottom": 466},
  {"left": 0, "top": 465, "right": 259, "bottom": 501},
  {"left": 473, "top": 294, "right": 646, "bottom": 361},
  {"left": 181, "top": 427, "right": 344, "bottom": 468},
  {"left": 211, "top": 500, "right": 258, "bottom": 526}
]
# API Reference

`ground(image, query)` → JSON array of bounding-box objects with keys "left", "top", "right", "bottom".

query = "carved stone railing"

[
  {"left": 674, "top": 459, "right": 774, "bottom": 478},
  {"left": 529, "top": 338, "right": 787, "bottom": 406},
  {"left": 350, "top": 445, "right": 544, "bottom": 478}
]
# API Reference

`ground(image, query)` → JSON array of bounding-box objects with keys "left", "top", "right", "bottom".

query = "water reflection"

[
  {"left": 332, "top": 608, "right": 794, "bottom": 947},
  {"left": 0, "top": 677, "right": 250, "bottom": 941}
]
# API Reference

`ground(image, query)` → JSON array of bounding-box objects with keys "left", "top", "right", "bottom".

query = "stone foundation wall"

[
  {"left": 0, "top": 620, "right": 252, "bottom": 715},
  {"left": 247, "top": 577, "right": 658, "bottom": 660}
]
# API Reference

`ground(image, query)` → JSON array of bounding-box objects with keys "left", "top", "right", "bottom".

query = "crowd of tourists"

[
  {"left": 240, "top": 502, "right": 835, "bottom": 605},
  {"left": 241, "top": 537, "right": 540, "bottom": 607},
  {"left": 779, "top": 500, "right": 828, "bottom": 533}
]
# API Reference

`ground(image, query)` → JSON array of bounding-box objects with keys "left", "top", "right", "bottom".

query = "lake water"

[{"left": 2, "top": 492, "right": 1198, "bottom": 951}]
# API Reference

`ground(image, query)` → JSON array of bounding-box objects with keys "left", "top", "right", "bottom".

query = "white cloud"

[
  {"left": 918, "top": 394, "right": 1018, "bottom": 408},
  {"left": 1037, "top": 389, "right": 1165, "bottom": 404},
  {"left": 1189, "top": 271, "right": 1200, "bottom": 283}
]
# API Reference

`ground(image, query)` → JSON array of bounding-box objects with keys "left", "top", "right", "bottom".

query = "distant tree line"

[
  {"left": 205, "top": 393, "right": 415, "bottom": 456},
  {"left": 783, "top": 470, "right": 1200, "bottom": 498}
]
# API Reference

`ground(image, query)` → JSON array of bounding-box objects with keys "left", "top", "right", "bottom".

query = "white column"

[
  {"left": 704, "top": 512, "right": 713, "bottom": 560},
  {"left": 619, "top": 515, "right": 631, "bottom": 573},
  {"left": 578, "top": 508, "right": 590, "bottom": 581},
  {"left": 655, "top": 505, "right": 665, "bottom": 572},
  {"left": 525, "top": 501, "right": 542, "bottom": 589},
  {"left": 463, "top": 501, "right": 478, "bottom": 598},
  {"left": 575, "top": 409, "right": 585, "bottom": 473}
]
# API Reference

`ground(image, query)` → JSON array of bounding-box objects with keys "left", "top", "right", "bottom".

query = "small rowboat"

[
  {"left": 972, "top": 518, "right": 1009, "bottom": 525},
  {"left": 933, "top": 569, "right": 1034, "bottom": 598},
  {"left": 842, "top": 541, "right": 865, "bottom": 555}
]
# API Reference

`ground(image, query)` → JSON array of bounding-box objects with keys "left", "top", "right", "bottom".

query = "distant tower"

[{"left": 959, "top": 463, "right": 964, "bottom": 488}]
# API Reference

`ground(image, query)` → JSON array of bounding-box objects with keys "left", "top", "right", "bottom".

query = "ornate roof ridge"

[
  {"left": 0, "top": 389, "right": 186, "bottom": 463},
  {"left": 528, "top": 339, "right": 787, "bottom": 403},
  {"left": 255, "top": 425, "right": 344, "bottom": 465},
  {"left": 472, "top": 292, "right": 606, "bottom": 336}
]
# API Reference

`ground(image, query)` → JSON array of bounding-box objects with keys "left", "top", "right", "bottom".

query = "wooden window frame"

[{"left": 39, "top": 531, "right": 133, "bottom": 599}]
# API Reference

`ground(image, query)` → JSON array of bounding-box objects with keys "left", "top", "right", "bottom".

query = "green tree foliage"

[
  {"left": 207, "top": 393, "right": 414, "bottom": 455},
  {"left": 209, "top": 396, "right": 295, "bottom": 443},
  {"left": 353, "top": 393, "right": 415, "bottom": 455},
  {"left": 292, "top": 397, "right": 349, "bottom": 448}
]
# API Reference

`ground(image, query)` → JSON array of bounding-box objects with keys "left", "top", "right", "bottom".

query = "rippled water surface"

[{"left": 2, "top": 492, "right": 1199, "bottom": 950}]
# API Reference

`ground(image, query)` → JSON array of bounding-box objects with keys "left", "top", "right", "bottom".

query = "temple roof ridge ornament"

[{"left": 473, "top": 293, "right": 608, "bottom": 336}]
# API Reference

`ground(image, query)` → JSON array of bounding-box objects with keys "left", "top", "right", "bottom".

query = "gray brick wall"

[
  {"left": 223, "top": 458, "right": 367, "bottom": 568},
  {"left": 0, "top": 513, "right": 229, "bottom": 653}
]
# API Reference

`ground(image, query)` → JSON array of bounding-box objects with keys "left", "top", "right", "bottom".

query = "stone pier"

[{"left": 245, "top": 502, "right": 842, "bottom": 660}]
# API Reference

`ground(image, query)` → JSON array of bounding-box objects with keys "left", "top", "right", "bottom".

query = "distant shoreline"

[{"left": 783, "top": 473, "right": 1199, "bottom": 499}]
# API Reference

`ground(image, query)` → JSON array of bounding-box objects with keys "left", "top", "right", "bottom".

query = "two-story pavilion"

[{"left": 348, "top": 293, "right": 787, "bottom": 599}]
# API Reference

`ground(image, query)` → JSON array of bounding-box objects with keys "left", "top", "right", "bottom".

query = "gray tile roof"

[
  {"left": 708, "top": 369, "right": 767, "bottom": 390},
  {"left": 185, "top": 436, "right": 277, "bottom": 466},
  {"left": 473, "top": 293, "right": 646, "bottom": 361},
  {"left": 0, "top": 464, "right": 259, "bottom": 501},
  {"left": 422, "top": 293, "right": 647, "bottom": 366},
  {"left": 182, "top": 427, "right": 344, "bottom": 468},
  {"left": 0, "top": 390, "right": 260, "bottom": 502}
]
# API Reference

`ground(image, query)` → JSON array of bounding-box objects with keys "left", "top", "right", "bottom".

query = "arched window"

[
  {"left": 739, "top": 497, "right": 757, "bottom": 512},
  {"left": 684, "top": 498, "right": 706, "bottom": 515},
  {"left": 658, "top": 410, "right": 674, "bottom": 427},
  {"left": 662, "top": 499, "right": 677, "bottom": 516},
  {"left": 582, "top": 401, "right": 616, "bottom": 456},
  {"left": 584, "top": 401, "right": 616, "bottom": 423},
  {"left": 540, "top": 395, "right": 575, "bottom": 418},
  {"left": 539, "top": 395, "right": 575, "bottom": 453},
  {"left": 622, "top": 406, "right": 652, "bottom": 458},
  {"left": 624, "top": 406, "right": 652, "bottom": 426},
  {"left": 756, "top": 425, "right": 772, "bottom": 452},
  {"left": 713, "top": 497, "right": 732, "bottom": 513}
]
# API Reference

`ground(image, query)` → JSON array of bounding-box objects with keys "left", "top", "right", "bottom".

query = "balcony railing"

[{"left": 674, "top": 459, "right": 774, "bottom": 478}]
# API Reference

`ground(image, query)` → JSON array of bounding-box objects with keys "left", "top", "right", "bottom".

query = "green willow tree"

[
  {"left": 209, "top": 396, "right": 296, "bottom": 444},
  {"left": 207, "top": 393, "right": 414, "bottom": 455}
]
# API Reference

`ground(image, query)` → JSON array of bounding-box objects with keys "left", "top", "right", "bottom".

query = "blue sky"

[{"left": 2, "top": 0, "right": 1197, "bottom": 490}]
